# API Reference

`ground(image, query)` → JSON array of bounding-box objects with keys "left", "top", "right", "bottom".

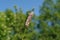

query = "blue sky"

[{"left": 0, "top": 0, "right": 44, "bottom": 15}]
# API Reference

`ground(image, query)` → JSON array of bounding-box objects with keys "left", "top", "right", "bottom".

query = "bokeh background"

[{"left": 0, "top": 0, "right": 60, "bottom": 40}]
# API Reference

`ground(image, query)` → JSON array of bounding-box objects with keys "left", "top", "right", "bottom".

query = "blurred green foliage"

[{"left": 0, "top": 0, "right": 60, "bottom": 40}]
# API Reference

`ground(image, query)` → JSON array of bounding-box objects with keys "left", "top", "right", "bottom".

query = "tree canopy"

[{"left": 0, "top": 0, "right": 60, "bottom": 40}]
